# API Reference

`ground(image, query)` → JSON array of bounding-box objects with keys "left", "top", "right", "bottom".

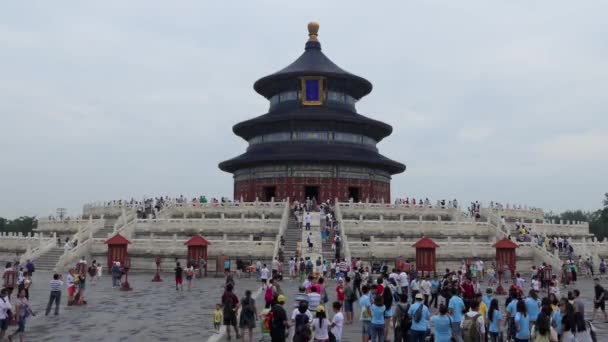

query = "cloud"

[
  {"left": 457, "top": 125, "right": 494, "bottom": 142},
  {"left": 534, "top": 131, "right": 608, "bottom": 162}
]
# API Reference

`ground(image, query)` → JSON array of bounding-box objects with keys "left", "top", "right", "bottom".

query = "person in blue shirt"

[
  {"left": 430, "top": 304, "right": 452, "bottom": 342},
  {"left": 408, "top": 293, "right": 430, "bottom": 342},
  {"left": 429, "top": 276, "right": 440, "bottom": 309},
  {"left": 524, "top": 290, "right": 541, "bottom": 324},
  {"left": 514, "top": 300, "right": 530, "bottom": 342},
  {"left": 506, "top": 293, "right": 520, "bottom": 341},
  {"left": 447, "top": 288, "right": 465, "bottom": 342},
  {"left": 359, "top": 285, "right": 372, "bottom": 342},
  {"left": 482, "top": 288, "right": 493, "bottom": 316},
  {"left": 487, "top": 298, "right": 503, "bottom": 342},
  {"left": 370, "top": 294, "right": 386, "bottom": 342}
]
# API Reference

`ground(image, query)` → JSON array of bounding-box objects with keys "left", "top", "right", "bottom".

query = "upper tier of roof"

[{"left": 253, "top": 22, "right": 372, "bottom": 100}]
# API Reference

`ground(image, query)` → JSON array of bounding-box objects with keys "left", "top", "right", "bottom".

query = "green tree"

[{"left": 0, "top": 216, "right": 37, "bottom": 235}]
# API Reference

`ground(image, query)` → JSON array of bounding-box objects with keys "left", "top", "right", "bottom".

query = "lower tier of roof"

[{"left": 219, "top": 143, "right": 406, "bottom": 174}]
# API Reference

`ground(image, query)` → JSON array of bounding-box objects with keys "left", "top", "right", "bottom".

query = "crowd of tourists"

[
  {"left": 394, "top": 198, "right": 459, "bottom": 209},
  {"left": 489, "top": 202, "right": 542, "bottom": 212}
]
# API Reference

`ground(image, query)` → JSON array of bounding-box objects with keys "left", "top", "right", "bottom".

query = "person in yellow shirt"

[
  {"left": 472, "top": 293, "right": 487, "bottom": 317},
  {"left": 213, "top": 303, "right": 223, "bottom": 333}
]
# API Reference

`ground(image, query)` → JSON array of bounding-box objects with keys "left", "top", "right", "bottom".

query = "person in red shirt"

[
  {"left": 460, "top": 277, "right": 475, "bottom": 310},
  {"left": 336, "top": 279, "right": 345, "bottom": 306},
  {"left": 376, "top": 278, "right": 384, "bottom": 296}
]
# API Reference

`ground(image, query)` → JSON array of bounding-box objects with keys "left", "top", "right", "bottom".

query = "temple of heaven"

[{"left": 219, "top": 22, "right": 405, "bottom": 203}]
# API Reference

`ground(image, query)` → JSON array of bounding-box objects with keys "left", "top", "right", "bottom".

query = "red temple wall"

[{"left": 234, "top": 177, "right": 390, "bottom": 203}]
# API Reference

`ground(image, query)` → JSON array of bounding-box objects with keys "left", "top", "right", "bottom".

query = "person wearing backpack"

[
  {"left": 239, "top": 290, "right": 258, "bottom": 342},
  {"left": 291, "top": 301, "right": 312, "bottom": 342},
  {"left": 343, "top": 276, "right": 356, "bottom": 324},
  {"left": 461, "top": 299, "right": 485, "bottom": 342},
  {"left": 270, "top": 295, "right": 289, "bottom": 342},
  {"left": 393, "top": 293, "right": 411, "bottom": 342},
  {"left": 382, "top": 277, "right": 395, "bottom": 339},
  {"left": 430, "top": 304, "right": 452, "bottom": 342},
  {"left": 407, "top": 293, "right": 430, "bottom": 342}
]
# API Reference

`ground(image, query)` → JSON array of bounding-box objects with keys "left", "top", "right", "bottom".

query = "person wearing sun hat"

[
  {"left": 270, "top": 294, "right": 289, "bottom": 342},
  {"left": 312, "top": 305, "right": 330, "bottom": 341},
  {"left": 407, "top": 293, "right": 430, "bottom": 342}
]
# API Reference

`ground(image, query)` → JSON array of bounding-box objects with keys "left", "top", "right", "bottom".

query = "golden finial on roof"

[{"left": 308, "top": 21, "right": 320, "bottom": 41}]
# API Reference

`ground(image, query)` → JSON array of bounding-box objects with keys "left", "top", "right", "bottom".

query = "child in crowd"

[
  {"left": 330, "top": 301, "right": 344, "bottom": 342},
  {"left": 213, "top": 303, "right": 223, "bottom": 333}
]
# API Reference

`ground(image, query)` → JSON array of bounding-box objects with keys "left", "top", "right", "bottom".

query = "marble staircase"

[
  {"left": 34, "top": 247, "right": 64, "bottom": 271},
  {"left": 282, "top": 212, "right": 300, "bottom": 261}
]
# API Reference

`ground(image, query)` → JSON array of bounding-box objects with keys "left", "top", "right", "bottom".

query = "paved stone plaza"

[{"left": 8, "top": 269, "right": 608, "bottom": 341}]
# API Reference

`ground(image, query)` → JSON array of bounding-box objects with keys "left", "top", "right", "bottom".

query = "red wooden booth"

[
  {"left": 412, "top": 237, "right": 439, "bottom": 277},
  {"left": 493, "top": 238, "right": 518, "bottom": 295},
  {"left": 105, "top": 233, "right": 130, "bottom": 268},
  {"left": 184, "top": 235, "right": 210, "bottom": 277},
  {"left": 105, "top": 233, "right": 132, "bottom": 291}
]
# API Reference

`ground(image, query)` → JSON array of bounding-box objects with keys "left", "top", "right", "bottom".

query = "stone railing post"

[
  {"left": 221, "top": 213, "right": 225, "bottom": 221},
  {"left": 39, "top": 232, "right": 43, "bottom": 246},
  {"left": 223, "top": 234, "right": 228, "bottom": 241}
]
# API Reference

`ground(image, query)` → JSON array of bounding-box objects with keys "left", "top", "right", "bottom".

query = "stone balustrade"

[
  {"left": 135, "top": 218, "right": 280, "bottom": 232},
  {"left": 338, "top": 202, "right": 461, "bottom": 221},
  {"left": 0, "top": 232, "right": 56, "bottom": 255},
  {"left": 483, "top": 207, "right": 544, "bottom": 221},
  {"left": 344, "top": 220, "right": 493, "bottom": 238},
  {"left": 36, "top": 218, "right": 105, "bottom": 232}
]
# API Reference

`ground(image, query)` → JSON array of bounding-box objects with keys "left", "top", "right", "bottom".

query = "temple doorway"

[
  {"left": 348, "top": 187, "right": 360, "bottom": 202},
  {"left": 304, "top": 186, "right": 319, "bottom": 202},
  {"left": 262, "top": 186, "right": 276, "bottom": 201}
]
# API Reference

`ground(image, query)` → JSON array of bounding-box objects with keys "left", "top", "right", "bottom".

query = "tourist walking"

[
  {"left": 269, "top": 295, "right": 289, "bottom": 342},
  {"left": 312, "top": 305, "right": 329, "bottom": 342},
  {"left": 111, "top": 262, "right": 122, "bottom": 288},
  {"left": 370, "top": 295, "right": 386, "bottom": 342},
  {"left": 7, "top": 288, "right": 35, "bottom": 341},
  {"left": 408, "top": 293, "right": 430, "bottom": 342},
  {"left": 487, "top": 299, "right": 502, "bottom": 342},
  {"left": 343, "top": 276, "right": 355, "bottom": 324},
  {"left": 592, "top": 278, "right": 608, "bottom": 321},
  {"left": 461, "top": 299, "right": 484, "bottom": 342},
  {"left": 222, "top": 283, "right": 240, "bottom": 340},
  {"left": 45, "top": 273, "right": 62, "bottom": 316},
  {"left": 0, "top": 289, "right": 11, "bottom": 340},
  {"left": 239, "top": 290, "right": 258, "bottom": 342},
  {"left": 359, "top": 285, "right": 372, "bottom": 342},
  {"left": 185, "top": 263, "right": 194, "bottom": 291},
  {"left": 430, "top": 304, "right": 451, "bottom": 342},
  {"left": 330, "top": 301, "right": 344, "bottom": 342},
  {"left": 174, "top": 262, "right": 184, "bottom": 291},
  {"left": 514, "top": 299, "right": 530, "bottom": 342},
  {"left": 448, "top": 288, "right": 465, "bottom": 342},
  {"left": 213, "top": 304, "right": 223, "bottom": 333},
  {"left": 393, "top": 293, "right": 411, "bottom": 342},
  {"left": 292, "top": 301, "right": 312, "bottom": 342}
]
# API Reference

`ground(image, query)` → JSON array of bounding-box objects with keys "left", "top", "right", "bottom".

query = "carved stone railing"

[
  {"left": 273, "top": 199, "right": 290, "bottom": 261},
  {"left": 54, "top": 217, "right": 106, "bottom": 271},
  {"left": 36, "top": 217, "right": 105, "bottom": 232},
  {"left": 484, "top": 207, "right": 544, "bottom": 221},
  {"left": 334, "top": 198, "right": 351, "bottom": 263},
  {"left": 6, "top": 232, "right": 57, "bottom": 263}
]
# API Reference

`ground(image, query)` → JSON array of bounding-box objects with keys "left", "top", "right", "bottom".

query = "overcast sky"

[{"left": 1, "top": 1, "right": 607, "bottom": 218}]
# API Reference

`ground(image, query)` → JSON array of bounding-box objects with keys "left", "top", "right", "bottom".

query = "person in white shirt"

[
  {"left": 476, "top": 260, "right": 485, "bottom": 278},
  {"left": 304, "top": 212, "right": 312, "bottom": 230},
  {"left": 410, "top": 278, "right": 421, "bottom": 299},
  {"left": 420, "top": 276, "right": 432, "bottom": 306},
  {"left": 515, "top": 273, "right": 526, "bottom": 289},
  {"left": 307, "top": 287, "right": 322, "bottom": 312},
  {"left": 388, "top": 269, "right": 399, "bottom": 283},
  {"left": 0, "top": 289, "right": 11, "bottom": 340},
  {"left": 288, "top": 258, "right": 296, "bottom": 278},
  {"left": 531, "top": 276, "right": 540, "bottom": 292},
  {"left": 399, "top": 270, "right": 409, "bottom": 298},
  {"left": 260, "top": 264, "right": 270, "bottom": 289},
  {"left": 330, "top": 302, "right": 344, "bottom": 342},
  {"left": 312, "top": 306, "right": 329, "bottom": 341}
]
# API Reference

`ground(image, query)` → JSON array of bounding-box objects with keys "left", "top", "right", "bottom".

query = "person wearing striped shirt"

[{"left": 45, "top": 273, "right": 63, "bottom": 316}]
